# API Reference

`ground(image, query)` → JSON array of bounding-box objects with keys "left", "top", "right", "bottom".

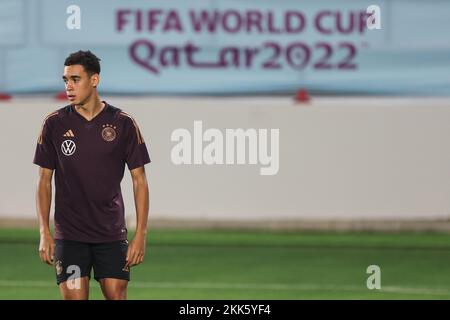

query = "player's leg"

[
  {"left": 92, "top": 240, "right": 130, "bottom": 300},
  {"left": 59, "top": 276, "right": 90, "bottom": 300},
  {"left": 98, "top": 278, "right": 128, "bottom": 300},
  {"left": 54, "top": 240, "right": 93, "bottom": 300}
]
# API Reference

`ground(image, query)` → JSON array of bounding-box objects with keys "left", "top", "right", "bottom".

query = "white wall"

[{"left": 1, "top": 96, "right": 449, "bottom": 225}]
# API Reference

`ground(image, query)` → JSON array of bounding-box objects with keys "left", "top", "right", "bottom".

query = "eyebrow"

[{"left": 62, "top": 75, "right": 81, "bottom": 80}]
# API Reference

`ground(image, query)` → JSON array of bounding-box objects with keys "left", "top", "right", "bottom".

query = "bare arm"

[
  {"left": 125, "top": 166, "right": 150, "bottom": 268},
  {"left": 36, "top": 167, "right": 55, "bottom": 265}
]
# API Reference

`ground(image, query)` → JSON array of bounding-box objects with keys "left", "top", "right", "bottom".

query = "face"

[{"left": 63, "top": 65, "right": 99, "bottom": 106}]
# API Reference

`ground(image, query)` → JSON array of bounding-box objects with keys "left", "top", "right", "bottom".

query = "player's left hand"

[{"left": 125, "top": 232, "right": 147, "bottom": 269}]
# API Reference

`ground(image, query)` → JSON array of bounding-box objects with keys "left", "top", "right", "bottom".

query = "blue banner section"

[{"left": 0, "top": 0, "right": 449, "bottom": 95}]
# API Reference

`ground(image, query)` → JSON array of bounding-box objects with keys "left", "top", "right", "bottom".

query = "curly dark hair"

[{"left": 64, "top": 50, "right": 101, "bottom": 75}]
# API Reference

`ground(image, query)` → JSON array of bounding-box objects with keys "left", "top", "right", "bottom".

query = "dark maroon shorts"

[{"left": 53, "top": 239, "right": 130, "bottom": 285}]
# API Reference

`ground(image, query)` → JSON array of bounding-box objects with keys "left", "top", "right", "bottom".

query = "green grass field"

[{"left": 1, "top": 228, "right": 450, "bottom": 299}]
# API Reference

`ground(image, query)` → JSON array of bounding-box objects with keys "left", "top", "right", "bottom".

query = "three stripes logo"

[{"left": 63, "top": 129, "right": 75, "bottom": 137}]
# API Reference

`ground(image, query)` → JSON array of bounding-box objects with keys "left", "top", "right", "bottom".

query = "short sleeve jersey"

[{"left": 33, "top": 102, "right": 151, "bottom": 243}]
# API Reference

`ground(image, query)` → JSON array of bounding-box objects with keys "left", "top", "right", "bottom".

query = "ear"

[{"left": 91, "top": 74, "right": 100, "bottom": 88}]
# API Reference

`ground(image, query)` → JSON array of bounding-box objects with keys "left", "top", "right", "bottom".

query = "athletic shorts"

[{"left": 54, "top": 239, "right": 130, "bottom": 285}]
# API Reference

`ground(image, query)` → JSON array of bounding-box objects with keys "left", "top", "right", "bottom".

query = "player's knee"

[
  {"left": 60, "top": 287, "right": 89, "bottom": 300},
  {"left": 62, "top": 292, "right": 88, "bottom": 300},
  {"left": 101, "top": 280, "right": 128, "bottom": 300},
  {"left": 104, "top": 289, "right": 127, "bottom": 300}
]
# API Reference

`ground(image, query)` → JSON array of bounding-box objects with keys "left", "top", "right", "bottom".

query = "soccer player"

[{"left": 33, "top": 50, "right": 151, "bottom": 300}]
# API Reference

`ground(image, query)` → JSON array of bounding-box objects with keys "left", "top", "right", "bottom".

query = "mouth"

[{"left": 67, "top": 94, "right": 76, "bottom": 101}]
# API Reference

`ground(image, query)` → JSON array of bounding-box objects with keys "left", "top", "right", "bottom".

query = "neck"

[{"left": 75, "top": 93, "right": 104, "bottom": 118}]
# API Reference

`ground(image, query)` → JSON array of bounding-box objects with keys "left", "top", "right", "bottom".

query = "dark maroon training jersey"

[{"left": 33, "top": 102, "right": 151, "bottom": 243}]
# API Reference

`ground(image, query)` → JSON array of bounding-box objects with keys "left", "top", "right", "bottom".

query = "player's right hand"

[{"left": 39, "top": 233, "right": 55, "bottom": 266}]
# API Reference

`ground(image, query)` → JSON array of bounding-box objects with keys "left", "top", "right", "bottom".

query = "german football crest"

[{"left": 101, "top": 124, "right": 117, "bottom": 142}]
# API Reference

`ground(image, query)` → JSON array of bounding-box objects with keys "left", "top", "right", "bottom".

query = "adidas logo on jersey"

[{"left": 63, "top": 129, "right": 75, "bottom": 137}]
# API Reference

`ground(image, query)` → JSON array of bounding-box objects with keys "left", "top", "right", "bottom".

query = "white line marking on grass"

[{"left": 0, "top": 280, "right": 449, "bottom": 296}]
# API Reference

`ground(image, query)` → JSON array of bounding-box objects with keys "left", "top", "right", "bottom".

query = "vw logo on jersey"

[{"left": 61, "top": 140, "right": 76, "bottom": 156}]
